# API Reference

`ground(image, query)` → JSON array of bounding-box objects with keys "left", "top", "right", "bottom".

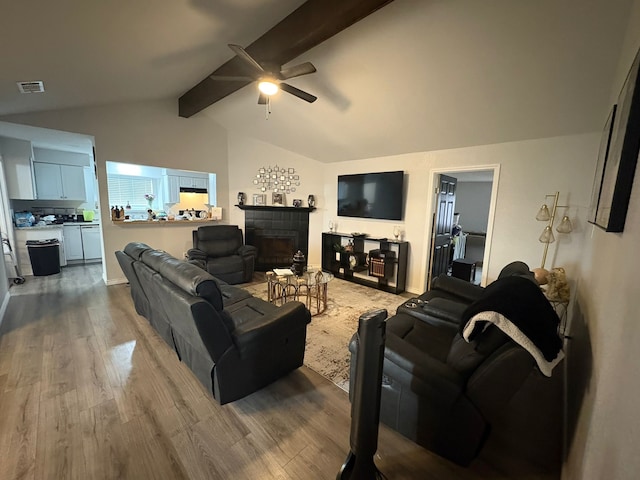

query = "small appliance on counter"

[{"left": 82, "top": 210, "right": 95, "bottom": 222}]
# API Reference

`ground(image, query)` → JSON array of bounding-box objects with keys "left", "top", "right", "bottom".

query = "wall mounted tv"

[{"left": 337, "top": 170, "right": 404, "bottom": 220}]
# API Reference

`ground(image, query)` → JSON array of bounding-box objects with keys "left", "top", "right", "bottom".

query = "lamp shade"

[
  {"left": 539, "top": 225, "right": 555, "bottom": 244},
  {"left": 536, "top": 204, "right": 551, "bottom": 221},
  {"left": 556, "top": 215, "right": 573, "bottom": 233}
]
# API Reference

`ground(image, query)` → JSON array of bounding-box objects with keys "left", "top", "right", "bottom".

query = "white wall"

[
  {"left": 563, "top": 0, "right": 640, "bottom": 478},
  {"left": 455, "top": 181, "right": 493, "bottom": 233},
  {"left": 0, "top": 210, "right": 8, "bottom": 326},
  {"left": 320, "top": 133, "right": 597, "bottom": 294},
  {"left": 3, "top": 99, "right": 230, "bottom": 283},
  {"left": 0, "top": 159, "right": 9, "bottom": 327}
]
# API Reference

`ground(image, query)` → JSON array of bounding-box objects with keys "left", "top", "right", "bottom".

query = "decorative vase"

[
  {"left": 292, "top": 250, "right": 306, "bottom": 276},
  {"left": 308, "top": 195, "right": 315, "bottom": 208}
]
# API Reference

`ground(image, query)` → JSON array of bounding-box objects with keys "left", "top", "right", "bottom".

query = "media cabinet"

[{"left": 321, "top": 232, "right": 408, "bottom": 294}]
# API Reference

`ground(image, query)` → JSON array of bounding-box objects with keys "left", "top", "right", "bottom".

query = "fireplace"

[
  {"left": 242, "top": 206, "right": 312, "bottom": 271},
  {"left": 256, "top": 234, "right": 297, "bottom": 268}
]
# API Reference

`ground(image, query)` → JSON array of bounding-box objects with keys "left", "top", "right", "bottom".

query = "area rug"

[{"left": 243, "top": 275, "right": 408, "bottom": 392}]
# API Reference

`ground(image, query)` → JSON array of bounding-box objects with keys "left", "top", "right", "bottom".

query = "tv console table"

[{"left": 321, "top": 232, "right": 408, "bottom": 294}]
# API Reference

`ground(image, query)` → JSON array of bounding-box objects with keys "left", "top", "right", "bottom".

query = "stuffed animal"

[{"left": 545, "top": 267, "right": 570, "bottom": 302}]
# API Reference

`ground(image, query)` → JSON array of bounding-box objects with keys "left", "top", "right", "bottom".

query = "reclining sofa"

[
  {"left": 116, "top": 242, "right": 311, "bottom": 404},
  {"left": 349, "top": 262, "right": 564, "bottom": 467}
]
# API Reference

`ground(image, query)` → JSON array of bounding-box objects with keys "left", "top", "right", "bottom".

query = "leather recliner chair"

[
  {"left": 188, "top": 225, "right": 257, "bottom": 284},
  {"left": 349, "top": 261, "right": 563, "bottom": 467}
]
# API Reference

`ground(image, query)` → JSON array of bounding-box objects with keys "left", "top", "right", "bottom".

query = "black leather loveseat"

[
  {"left": 349, "top": 262, "right": 564, "bottom": 467},
  {"left": 116, "top": 242, "right": 311, "bottom": 404}
]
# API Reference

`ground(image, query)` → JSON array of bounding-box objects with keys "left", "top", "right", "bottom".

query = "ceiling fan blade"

[
  {"left": 279, "top": 82, "right": 317, "bottom": 103},
  {"left": 228, "top": 44, "right": 265, "bottom": 74},
  {"left": 258, "top": 93, "right": 268, "bottom": 105},
  {"left": 279, "top": 62, "right": 317, "bottom": 80},
  {"left": 209, "top": 75, "right": 255, "bottom": 82}
]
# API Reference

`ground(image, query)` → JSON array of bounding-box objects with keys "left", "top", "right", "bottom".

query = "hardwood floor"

[{"left": 0, "top": 264, "right": 557, "bottom": 479}]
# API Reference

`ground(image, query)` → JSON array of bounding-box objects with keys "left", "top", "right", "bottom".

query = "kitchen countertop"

[
  {"left": 63, "top": 221, "right": 101, "bottom": 226},
  {"left": 15, "top": 224, "right": 63, "bottom": 230},
  {"left": 112, "top": 219, "right": 216, "bottom": 225},
  {"left": 15, "top": 221, "right": 101, "bottom": 230}
]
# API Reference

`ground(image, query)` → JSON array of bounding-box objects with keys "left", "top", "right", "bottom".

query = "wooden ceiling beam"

[{"left": 178, "top": 0, "right": 394, "bottom": 118}]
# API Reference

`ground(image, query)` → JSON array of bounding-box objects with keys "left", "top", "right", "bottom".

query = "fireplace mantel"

[{"left": 236, "top": 204, "right": 316, "bottom": 213}]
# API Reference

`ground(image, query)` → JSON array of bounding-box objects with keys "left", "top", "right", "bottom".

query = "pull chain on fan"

[{"left": 265, "top": 96, "right": 272, "bottom": 119}]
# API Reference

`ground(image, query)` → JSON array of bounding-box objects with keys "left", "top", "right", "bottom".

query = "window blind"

[{"left": 107, "top": 175, "right": 154, "bottom": 210}]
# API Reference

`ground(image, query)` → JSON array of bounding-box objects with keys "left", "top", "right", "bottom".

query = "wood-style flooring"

[{"left": 0, "top": 264, "right": 556, "bottom": 479}]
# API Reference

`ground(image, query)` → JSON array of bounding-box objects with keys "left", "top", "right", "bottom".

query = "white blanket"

[{"left": 462, "top": 311, "right": 564, "bottom": 377}]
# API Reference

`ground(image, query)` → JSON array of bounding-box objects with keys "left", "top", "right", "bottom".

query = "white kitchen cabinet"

[
  {"left": 80, "top": 225, "right": 102, "bottom": 261},
  {"left": 0, "top": 137, "right": 36, "bottom": 200},
  {"left": 83, "top": 166, "right": 97, "bottom": 206},
  {"left": 33, "top": 162, "right": 86, "bottom": 200},
  {"left": 63, "top": 225, "right": 84, "bottom": 261},
  {"left": 179, "top": 176, "right": 208, "bottom": 189},
  {"left": 33, "top": 162, "right": 63, "bottom": 199},
  {"left": 163, "top": 175, "right": 180, "bottom": 204}
]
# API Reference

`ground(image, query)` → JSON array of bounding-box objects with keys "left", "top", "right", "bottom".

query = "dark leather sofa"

[
  {"left": 116, "top": 242, "right": 311, "bottom": 404},
  {"left": 396, "top": 261, "right": 535, "bottom": 327},
  {"left": 187, "top": 225, "right": 257, "bottom": 284},
  {"left": 349, "top": 262, "right": 564, "bottom": 467}
]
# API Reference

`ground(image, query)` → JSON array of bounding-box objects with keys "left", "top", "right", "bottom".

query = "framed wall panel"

[
  {"left": 594, "top": 48, "right": 640, "bottom": 232},
  {"left": 588, "top": 104, "right": 616, "bottom": 224}
]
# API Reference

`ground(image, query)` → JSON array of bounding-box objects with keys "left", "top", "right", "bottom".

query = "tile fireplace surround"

[{"left": 238, "top": 205, "right": 314, "bottom": 271}]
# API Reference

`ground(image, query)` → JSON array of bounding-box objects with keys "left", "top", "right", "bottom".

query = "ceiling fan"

[{"left": 210, "top": 44, "right": 318, "bottom": 105}]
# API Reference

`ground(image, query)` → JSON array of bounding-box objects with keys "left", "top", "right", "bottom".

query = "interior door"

[{"left": 427, "top": 174, "right": 457, "bottom": 287}]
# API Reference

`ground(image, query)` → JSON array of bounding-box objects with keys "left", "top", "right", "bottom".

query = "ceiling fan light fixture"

[{"left": 258, "top": 80, "right": 278, "bottom": 96}]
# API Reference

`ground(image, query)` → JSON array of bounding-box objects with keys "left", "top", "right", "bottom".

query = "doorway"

[
  {"left": 424, "top": 165, "right": 500, "bottom": 290},
  {"left": 0, "top": 122, "right": 105, "bottom": 282}
]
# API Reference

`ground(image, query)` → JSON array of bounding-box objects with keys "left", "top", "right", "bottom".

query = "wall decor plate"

[{"left": 253, "top": 166, "right": 300, "bottom": 196}]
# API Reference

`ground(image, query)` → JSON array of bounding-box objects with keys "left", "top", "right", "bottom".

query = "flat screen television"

[{"left": 337, "top": 171, "right": 404, "bottom": 220}]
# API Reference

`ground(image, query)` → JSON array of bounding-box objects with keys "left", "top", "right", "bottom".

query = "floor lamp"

[{"left": 533, "top": 191, "right": 573, "bottom": 284}]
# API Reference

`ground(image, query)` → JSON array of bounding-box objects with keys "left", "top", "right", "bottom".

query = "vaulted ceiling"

[{"left": 0, "top": 0, "right": 635, "bottom": 162}]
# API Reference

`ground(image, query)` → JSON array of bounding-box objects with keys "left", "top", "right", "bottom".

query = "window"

[
  {"left": 107, "top": 174, "right": 155, "bottom": 211},
  {"left": 106, "top": 161, "right": 217, "bottom": 218}
]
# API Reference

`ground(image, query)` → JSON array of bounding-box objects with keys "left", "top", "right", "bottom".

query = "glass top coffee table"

[{"left": 266, "top": 268, "right": 333, "bottom": 316}]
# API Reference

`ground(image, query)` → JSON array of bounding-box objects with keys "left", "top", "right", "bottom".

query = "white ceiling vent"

[{"left": 17, "top": 81, "right": 45, "bottom": 94}]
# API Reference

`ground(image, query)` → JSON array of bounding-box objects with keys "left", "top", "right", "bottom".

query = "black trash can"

[{"left": 26, "top": 239, "right": 61, "bottom": 276}]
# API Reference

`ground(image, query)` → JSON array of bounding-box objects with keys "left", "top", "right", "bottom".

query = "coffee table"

[{"left": 266, "top": 268, "right": 333, "bottom": 316}]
